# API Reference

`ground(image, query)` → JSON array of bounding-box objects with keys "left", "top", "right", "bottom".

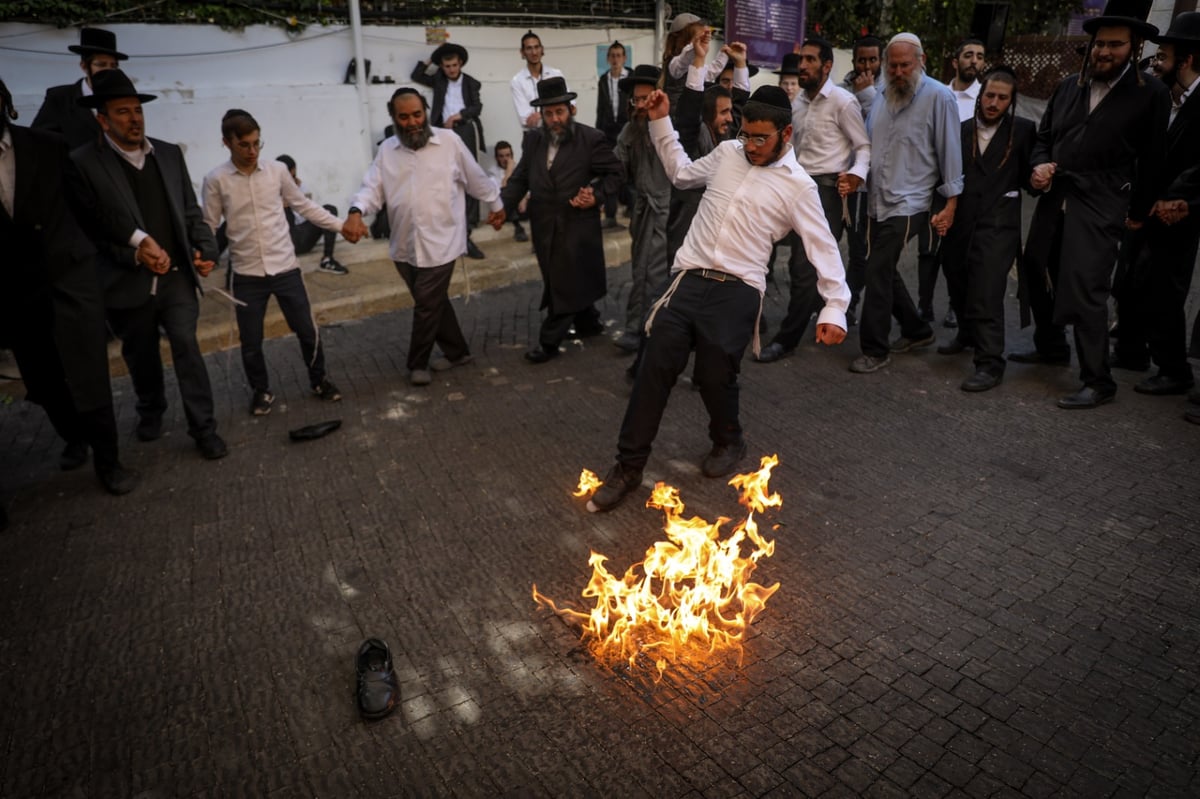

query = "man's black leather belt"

[{"left": 691, "top": 268, "right": 742, "bottom": 284}]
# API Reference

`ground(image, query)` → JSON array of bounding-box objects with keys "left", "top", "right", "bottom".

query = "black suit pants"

[
  {"left": 859, "top": 214, "right": 934, "bottom": 358},
  {"left": 772, "top": 182, "right": 845, "bottom": 351},
  {"left": 394, "top": 260, "right": 470, "bottom": 371}
]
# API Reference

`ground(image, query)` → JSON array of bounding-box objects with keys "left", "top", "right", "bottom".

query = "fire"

[
  {"left": 534, "top": 455, "right": 782, "bottom": 678},
  {"left": 573, "top": 468, "right": 602, "bottom": 498}
]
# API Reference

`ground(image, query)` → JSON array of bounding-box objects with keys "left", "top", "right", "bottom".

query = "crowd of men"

[{"left": 3, "top": 2, "right": 1200, "bottom": 525}]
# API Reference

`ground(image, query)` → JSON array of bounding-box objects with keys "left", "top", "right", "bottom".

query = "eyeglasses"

[
  {"left": 1092, "top": 40, "right": 1129, "bottom": 51},
  {"left": 629, "top": 95, "right": 651, "bottom": 107},
  {"left": 735, "top": 129, "right": 781, "bottom": 148},
  {"left": 235, "top": 139, "right": 264, "bottom": 152}
]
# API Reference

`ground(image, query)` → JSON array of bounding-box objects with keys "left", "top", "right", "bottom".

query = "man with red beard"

[{"left": 1015, "top": 0, "right": 1170, "bottom": 409}]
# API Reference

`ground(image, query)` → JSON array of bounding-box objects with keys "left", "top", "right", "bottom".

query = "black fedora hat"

[
  {"left": 76, "top": 68, "right": 156, "bottom": 109},
  {"left": 431, "top": 42, "right": 469, "bottom": 66},
  {"left": 1153, "top": 11, "right": 1200, "bottom": 44},
  {"left": 1082, "top": 0, "right": 1158, "bottom": 38},
  {"left": 717, "top": 62, "right": 760, "bottom": 79},
  {"left": 68, "top": 27, "right": 128, "bottom": 60},
  {"left": 618, "top": 64, "right": 661, "bottom": 94},
  {"left": 529, "top": 76, "right": 577, "bottom": 107},
  {"left": 774, "top": 53, "right": 802, "bottom": 76}
]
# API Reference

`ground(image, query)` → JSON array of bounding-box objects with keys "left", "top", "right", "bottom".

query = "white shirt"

[
  {"left": 349, "top": 128, "right": 503, "bottom": 267},
  {"left": 670, "top": 44, "right": 729, "bottom": 81},
  {"left": 511, "top": 64, "right": 564, "bottom": 129},
  {"left": 0, "top": 128, "right": 14, "bottom": 218},
  {"left": 1171, "top": 73, "right": 1200, "bottom": 127},
  {"left": 948, "top": 79, "right": 980, "bottom": 122},
  {"left": 685, "top": 64, "right": 752, "bottom": 94},
  {"left": 104, "top": 134, "right": 156, "bottom": 247},
  {"left": 607, "top": 72, "right": 622, "bottom": 119},
  {"left": 1089, "top": 63, "right": 1130, "bottom": 113},
  {"left": 791, "top": 78, "right": 870, "bottom": 181},
  {"left": 649, "top": 115, "right": 850, "bottom": 327},
  {"left": 443, "top": 76, "right": 465, "bottom": 122},
  {"left": 975, "top": 118, "right": 999, "bottom": 155},
  {"left": 202, "top": 158, "right": 343, "bottom": 277}
]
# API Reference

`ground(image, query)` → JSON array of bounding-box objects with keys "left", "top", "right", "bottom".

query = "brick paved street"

[{"left": 1, "top": 249, "right": 1198, "bottom": 797}]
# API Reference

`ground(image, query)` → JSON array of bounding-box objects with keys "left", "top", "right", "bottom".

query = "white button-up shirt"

[
  {"left": 649, "top": 116, "right": 850, "bottom": 327},
  {"left": 201, "top": 158, "right": 343, "bottom": 277},
  {"left": 511, "top": 64, "right": 564, "bottom": 128},
  {"left": 791, "top": 77, "right": 870, "bottom": 181},
  {"left": 442, "top": 76, "right": 465, "bottom": 122},
  {"left": 349, "top": 128, "right": 503, "bottom": 268},
  {"left": 948, "top": 79, "right": 980, "bottom": 122}
]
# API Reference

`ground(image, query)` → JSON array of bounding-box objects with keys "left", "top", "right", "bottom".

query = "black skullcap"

[{"left": 747, "top": 85, "right": 792, "bottom": 111}]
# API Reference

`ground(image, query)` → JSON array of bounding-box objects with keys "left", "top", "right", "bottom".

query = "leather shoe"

[
  {"left": 465, "top": 239, "right": 485, "bottom": 260},
  {"left": 60, "top": 441, "right": 89, "bottom": 471},
  {"left": 1057, "top": 386, "right": 1116, "bottom": 410},
  {"left": 755, "top": 342, "right": 793, "bottom": 363},
  {"left": 961, "top": 370, "right": 1002, "bottom": 392},
  {"left": 1134, "top": 374, "right": 1195, "bottom": 396},
  {"left": 96, "top": 463, "right": 139, "bottom": 495},
  {"left": 588, "top": 462, "right": 644, "bottom": 513},
  {"left": 524, "top": 346, "right": 559, "bottom": 364},
  {"left": 702, "top": 440, "right": 747, "bottom": 478},
  {"left": 196, "top": 433, "right": 229, "bottom": 460},
  {"left": 613, "top": 331, "right": 641, "bottom": 353},
  {"left": 355, "top": 638, "right": 399, "bottom": 720},
  {"left": 889, "top": 333, "right": 935, "bottom": 353},
  {"left": 1109, "top": 352, "right": 1150, "bottom": 371},
  {"left": 937, "top": 338, "right": 969, "bottom": 355},
  {"left": 136, "top": 415, "right": 163, "bottom": 442},
  {"left": 1008, "top": 349, "right": 1069, "bottom": 366}
]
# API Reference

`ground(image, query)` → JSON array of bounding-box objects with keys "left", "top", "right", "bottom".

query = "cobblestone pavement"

[{"left": 1, "top": 251, "right": 1198, "bottom": 798}]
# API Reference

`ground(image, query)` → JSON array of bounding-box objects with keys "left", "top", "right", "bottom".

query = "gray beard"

[
  {"left": 548, "top": 119, "right": 576, "bottom": 146},
  {"left": 400, "top": 122, "right": 432, "bottom": 149},
  {"left": 885, "top": 71, "right": 921, "bottom": 111}
]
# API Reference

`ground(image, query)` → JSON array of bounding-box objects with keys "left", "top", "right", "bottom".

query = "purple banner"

[{"left": 726, "top": 0, "right": 807, "bottom": 70}]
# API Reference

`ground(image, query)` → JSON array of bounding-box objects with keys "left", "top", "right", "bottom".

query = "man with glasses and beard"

[
  {"left": 501, "top": 77, "right": 622, "bottom": 364},
  {"left": 850, "top": 33, "right": 963, "bottom": 375},
  {"left": 586, "top": 85, "right": 849, "bottom": 513},
  {"left": 1015, "top": 0, "right": 1169, "bottom": 409},
  {"left": 344, "top": 89, "right": 505, "bottom": 387}
]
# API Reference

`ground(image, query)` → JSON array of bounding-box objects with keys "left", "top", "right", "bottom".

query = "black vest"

[{"left": 116, "top": 153, "right": 187, "bottom": 270}]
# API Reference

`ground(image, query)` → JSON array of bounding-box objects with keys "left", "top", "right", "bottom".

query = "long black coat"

[
  {"left": 595, "top": 70, "right": 630, "bottom": 144},
  {"left": 502, "top": 122, "right": 622, "bottom": 314},
  {"left": 31, "top": 79, "right": 102, "bottom": 151},
  {"left": 0, "top": 125, "right": 111, "bottom": 411},
  {"left": 66, "top": 136, "right": 217, "bottom": 310},
  {"left": 1024, "top": 68, "right": 1169, "bottom": 325}
]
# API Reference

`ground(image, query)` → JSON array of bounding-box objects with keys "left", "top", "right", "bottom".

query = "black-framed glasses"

[{"left": 735, "top": 129, "right": 781, "bottom": 148}]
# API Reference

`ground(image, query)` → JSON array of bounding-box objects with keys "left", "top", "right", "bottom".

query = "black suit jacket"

[
  {"left": 1159, "top": 88, "right": 1200, "bottom": 232},
  {"left": 409, "top": 62, "right": 484, "bottom": 149},
  {"left": 0, "top": 125, "right": 111, "bottom": 411},
  {"left": 31, "top": 79, "right": 102, "bottom": 151},
  {"left": 596, "top": 70, "right": 630, "bottom": 143},
  {"left": 66, "top": 136, "right": 217, "bottom": 309}
]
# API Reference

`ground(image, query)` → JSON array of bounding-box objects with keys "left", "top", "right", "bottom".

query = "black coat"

[
  {"left": 31, "top": 79, "right": 102, "bottom": 151},
  {"left": 501, "top": 123, "right": 623, "bottom": 313},
  {"left": 409, "top": 63, "right": 485, "bottom": 153},
  {"left": 596, "top": 70, "right": 630, "bottom": 144},
  {"left": 0, "top": 125, "right": 111, "bottom": 411},
  {"left": 66, "top": 136, "right": 217, "bottom": 310}
]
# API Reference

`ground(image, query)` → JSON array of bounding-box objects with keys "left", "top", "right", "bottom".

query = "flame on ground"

[
  {"left": 573, "top": 468, "right": 602, "bottom": 498},
  {"left": 535, "top": 455, "right": 782, "bottom": 678}
]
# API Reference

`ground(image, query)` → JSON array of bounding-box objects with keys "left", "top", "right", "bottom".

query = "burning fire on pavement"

[{"left": 533, "top": 455, "right": 783, "bottom": 679}]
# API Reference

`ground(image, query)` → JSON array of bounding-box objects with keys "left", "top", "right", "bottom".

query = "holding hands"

[
  {"left": 342, "top": 213, "right": 369, "bottom": 243},
  {"left": 136, "top": 235, "right": 171, "bottom": 274},
  {"left": 1031, "top": 162, "right": 1056, "bottom": 191}
]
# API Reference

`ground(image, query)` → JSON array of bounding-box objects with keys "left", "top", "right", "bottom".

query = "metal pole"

[
  {"left": 348, "top": 0, "right": 373, "bottom": 163},
  {"left": 655, "top": 0, "right": 665, "bottom": 68}
]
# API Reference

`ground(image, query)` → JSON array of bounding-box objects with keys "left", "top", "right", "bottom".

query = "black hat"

[
  {"left": 719, "top": 63, "right": 761, "bottom": 79},
  {"left": 431, "top": 42, "right": 469, "bottom": 66},
  {"left": 76, "top": 68, "right": 156, "bottom": 108},
  {"left": 746, "top": 85, "right": 792, "bottom": 111},
  {"left": 774, "top": 53, "right": 802, "bottom": 76},
  {"left": 529, "top": 76, "right": 577, "bottom": 107},
  {"left": 618, "top": 64, "right": 661, "bottom": 94},
  {"left": 1082, "top": 0, "right": 1158, "bottom": 38},
  {"left": 68, "top": 27, "right": 128, "bottom": 60},
  {"left": 1153, "top": 11, "right": 1200, "bottom": 44}
]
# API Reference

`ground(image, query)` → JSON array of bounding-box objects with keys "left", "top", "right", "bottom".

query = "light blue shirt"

[{"left": 866, "top": 73, "right": 963, "bottom": 221}]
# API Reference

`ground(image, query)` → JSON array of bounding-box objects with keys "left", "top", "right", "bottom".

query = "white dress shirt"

[
  {"left": 442, "top": 76, "right": 465, "bottom": 122},
  {"left": 0, "top": 128, "right": 14, "bottom": 217},
  {"left": 649, "top": 116, "right": 850, "bottom": 327},
  {"left": 607, "top": 72, "right": 621, "bottom": 119},
  {"left": 349, "top": 128, "right": 503, "bottom": 268},
  {"left": 1171, "top": 73, "right": 1200, "bottom": 127},
  {"left": 511, "top": 64, "right": 564, "bottom": 128},
  {"left": 201, "top": 158, "right": 343, "bottom": 277},
  {"left": 791, "top": 78, "right": 870, "bottom": 181},
  {"left": 948, "top": 79, "right": 980, "bottom": 122}
]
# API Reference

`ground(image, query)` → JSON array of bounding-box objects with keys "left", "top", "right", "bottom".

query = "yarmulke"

[
  {"left": 670, "top": 13, "right": 702, "bottom": 34},
  {"left": 746, "top": 85, "right": 792, "bottom": 111},
  {"left": 887, "top": 32, "right": 923, "bottom": 50}
]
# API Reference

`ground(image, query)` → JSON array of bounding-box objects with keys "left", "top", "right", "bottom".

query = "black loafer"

[
  {"left": 588, "top": 462, "right": 644, "bottom": 513},
  {"left": 755, "top": 342, "right": 793, "bottom": 363},
  {"left": 60, "top": 441, "right": 89, "bottom": 471},
  {"left": 1057, "top": 386, "right": 1116, "bottom": 410},
  {"left": 465, "top": 239, "right": 485, "bottom": 260},
  {"left": 524, "top": 347, "right": 559, "bottom": 364},
  {"left": 96, "top": 463, "right": 139, "bottom": 495},
  {"left": 196, "top": 433, "right": 229, "bottom": 460},
  {"left": 289, "top": 420, "right": 342, "bottom": 441},
  {"left": 136, "top": 415, "right": 163, "bottom": 442},
  {"left": 355, "top": 638, "right": 399, "bottom": 720},
  {"left": 702, "top": 441, "right": 747, "bottom": 478},
  {"left": 961, "top": 370, "right": 1002, "bottom": 392},
  {"left": 1133, "top": 374, "right": 1195, "bottom": 396},
  {"left": 1008, "top": 349, "right": 1070, "bottom": 366}
]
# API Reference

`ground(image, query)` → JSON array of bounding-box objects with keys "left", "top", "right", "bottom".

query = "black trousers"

[
  {"left": 231, "top": 268, "right": 326, "bottom": 393},
  {"left": 772, "top": 181, "right": 845, "bottom": 351},
  {"left": 616, "top": 272, "right": 759, "bottom": 470},
  {"left": 859, "top": 214, "right": 935, "bottom": 358},
  {"left": 291, "top": 204, "right": 338, "bottom": 259},
  {"left": 917, "top": 193, "right": 948, "bottom": 312},
  {"left": 540, "top": 305, "right": 602, "bottom": 351},
  {"left": 845, "top": 193, "right": 868, "bottom": 313},
  {"left": 393, "top": 260, "right": 470, "bottom": 371},
  {"left": 107, "top": 269, "right": 216, "bottom": 439},
  {"left": 943, "top": 233, "right": 1016, "bottom": 375}
]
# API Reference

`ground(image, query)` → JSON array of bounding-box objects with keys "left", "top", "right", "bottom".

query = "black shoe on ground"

[
  {"left": 1110, "top": 352, "right": 1150, "bottom": 371},
  {"left": 313, "top": 378, "right": 342, "bottom": 402},
  {"left": 702, "top": 440, "right": 747, "bottom": 478},
  {"left": 1008, "top": 349, "right": 1070, "bottom": 366},
  {"left": 1134, "top": 374, "right": 1195, "bottom": 396},
  {"left": 889, "top": 333, "right": 936, "bottom": 353},
  {"left": 96, "top": 462, "right": 139, "bottom": 495},
  {"left": 918, "top": 305, "right": 935, "bottom": 323},
  {"left": 430, "top": 353, "right": 474, "bottom": 372},
  {"left": 755, "top": 342, "right": 793, "bottom": 363},
  {"left": 943, "top": 309, "right": 958, "bottom": 328},
  {"left": 60, "top": 441, "right": 89, "bottom": 471},
  {"left": 197, "top": 433, "right": 229, "bottom": 460},
  {"left": 136, "top": 415, "right": 162, "bottom": 442},
  {"left": 466, "top": 239, "right": 485, "bottom": 259},
  {"left": 251, "top": 390, "right": 274, "bottom": 416},
  {"left": 849, "top": 354, "right": 891, "bottom": 373},
  {"left": 588, "top": 462, "right": 644, "bottom": 513},
  {"left": 1057, "top": 385, "right": 1116, "bottom": 410},
  {"left": 513, "top": 225, "right": 529, "bottom": 243},
  {"left": 524, "top": 346, "right": 559, "bottom": 364},
  {"left": 961, "top": 370, "right": 1002, "bottom": 392},
  {"left": 318, "top": 257, "right": 349, "bottom": 275},
  {"left": 602, "top": 217, "right": 625, "bottom": 231},
  {"left": 937, "top": 338, "right": 969, "bottom": 355},
  {"left": 355, "top": 638, "right": 399, "bottom": 721}
]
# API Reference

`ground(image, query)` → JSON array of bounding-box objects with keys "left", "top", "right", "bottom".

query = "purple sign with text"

[{"left": 726, "top": 0, "right": 807, "bottom": 70}]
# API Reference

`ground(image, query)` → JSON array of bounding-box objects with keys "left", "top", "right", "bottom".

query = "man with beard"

[
  {"left": 613, "top": 65, "right": 672, "bottom": 354},
  {"left": 344, "top": 89, "right": 504, "bottom": 386},
  {"left": 1109, "top": 11, "right": 1200, "bottom": 396},
  {"left": 841, "top": 35, "right": 884, "bottom": 323},
  {"left": 842, "top": 36, "right": 884, "bottom": 119},
  {"left": 938, "top": 67, "right": 1037, "bottom": 392},
  {"left": 32, "top": 27, "right": 125, "bottom": 149},
  {"left": 501, "top": 77, "right": 622, "bottom": 364},
  {"left": 850, "top": 33, "right": 963, "bottom": 374},
  {"left": 587, "top": 85, "right": 850, "bottom": 513},
  {"left": 1016, "top": 0, "right": 1169, "bottom": 409},
  {"left": 757, "top": 37, "right": 869, "bottom": 364}
]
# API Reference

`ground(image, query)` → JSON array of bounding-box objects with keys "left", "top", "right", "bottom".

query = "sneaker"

[
  {"left": 588, "top": 462, "right": 644, "bottom": 512},
  {"left": 409, "top": 369, "right": 432, "bottom": 386},
  {"left": 430, "top": 353, "right": 474, "bottom": 372},
  {"left": 889, "top": 333, "right": 936, "bottom": 353},
  {"left": 319, "top": 257, "right": 349, "bottom": 275},
  {"left": 701, "top": 441, "right": 747, "bottom": 478},
  {"left": 849, "top": 354, "right": 892, "bottom": 373},
  {"left": 313, "top": 378, "right": 342, "bottom": 402},
  {"left": 250, "top": 390, "right": 274, "bottom": 416}
]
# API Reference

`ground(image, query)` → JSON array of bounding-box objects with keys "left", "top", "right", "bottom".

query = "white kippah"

[{"left": 887, "top": 32, "right": 923, "bottom": 50}]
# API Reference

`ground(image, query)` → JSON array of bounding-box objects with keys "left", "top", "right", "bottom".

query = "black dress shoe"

[
  {"left": 1008, "top": 349, "right": 1070, "bottom": 366},
  {"left": 1057, "top": 386, "right": 1116, "bottom": 410},
  {"left": 196, "top": 433, "right": 229, "bottom": 460},
  {"left": 136, "top": 415, "right": 163, "bottom": 442},
  {"left": 918, "top": 305, "right": 935, "bottom": 323},
  {"left": 96, "top": 463, "right": 140, "bottom": 495},
  {"left": 702, "top": 440, "right": 747, "bottom": 478},
  {"left": 355, "top": 638, "right": 399, "bottom": 720},
  {"left": 465, "top": 239, "right": 485, "bottom": 259},
  {"left": 524, "top": 346, "right": 559, "bottom": 364},
  {"left": 937, "top": 338, "right": 969, "bottom": 355},
  {"left": 755, "top": 342, "right": 793, "bottom": 363},
  {"left": 961, "top": 370, "right": 1002, "bottom": 392},
  {"left": 60, "top": 441, "right": 89, "bottom": 471},
  {"left": 1134, "top": 374, "right": 1195, "bottom": 396},
  {"left": 1109, "top": 352, "right": 1150, "bottom": 371},
  {"left": 588, "top": 462, "right": 644, "bottom": 513}
]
